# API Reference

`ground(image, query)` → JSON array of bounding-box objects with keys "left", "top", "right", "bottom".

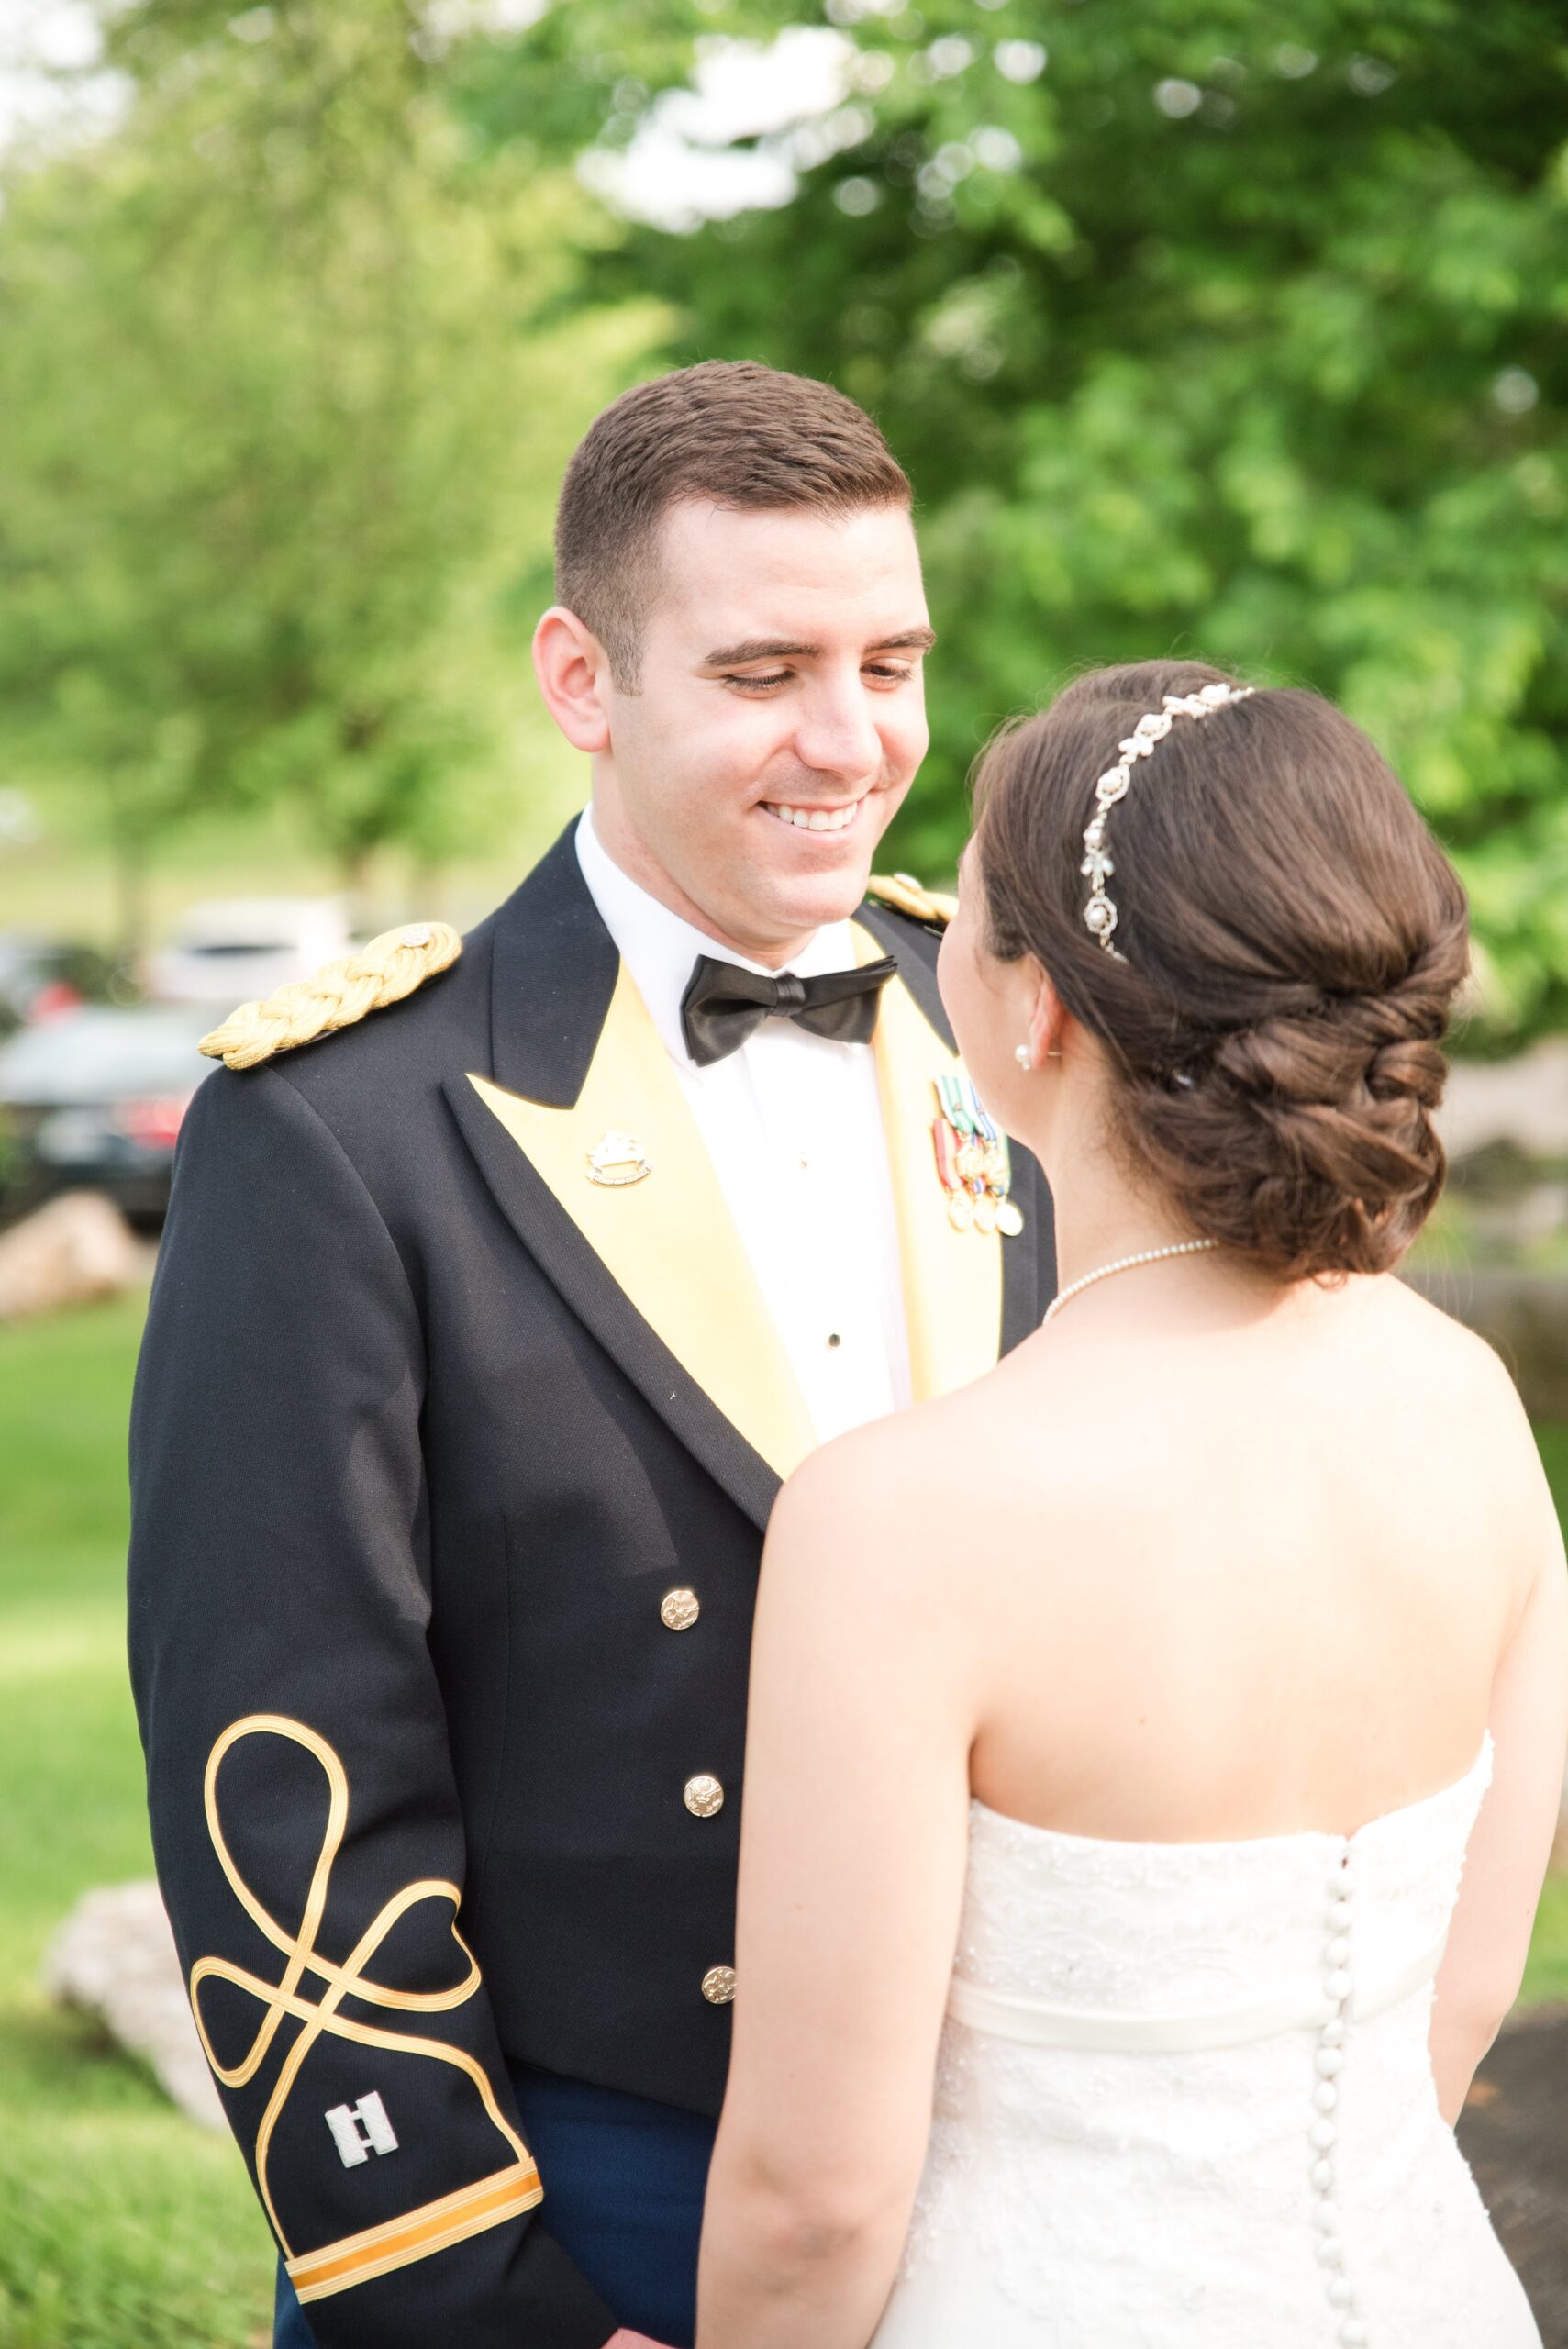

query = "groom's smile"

[{"left": 759, "top": 798, "right": 863, "bottom": 832}]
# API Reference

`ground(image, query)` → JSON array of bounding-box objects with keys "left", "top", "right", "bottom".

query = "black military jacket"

[{"left": 128, "top": 826, "right": 1055, "bottom": 2347}]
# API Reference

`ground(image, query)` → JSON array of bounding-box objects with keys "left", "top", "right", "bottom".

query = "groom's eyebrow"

[{"left": 701, "top": 625, "right": 937, "bottom": 666}]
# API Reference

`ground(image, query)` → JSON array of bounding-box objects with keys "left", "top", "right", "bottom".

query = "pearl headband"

[{"left": 1081, "top": 680, "right": 1255, "bottom": 957}]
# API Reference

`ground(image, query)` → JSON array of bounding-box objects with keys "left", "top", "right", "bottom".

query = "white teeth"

[{"left": 765, "top": 802, "right": 858, "bottom": 831}]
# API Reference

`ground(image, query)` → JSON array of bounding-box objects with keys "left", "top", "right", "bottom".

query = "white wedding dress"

[{"left": 873, "top": 1733, "right": 1540, "bottom": 2347}]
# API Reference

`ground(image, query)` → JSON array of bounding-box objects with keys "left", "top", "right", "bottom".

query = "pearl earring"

[{"left": 1014, "top": 1044, "right": 1032, "bottom": 1070}]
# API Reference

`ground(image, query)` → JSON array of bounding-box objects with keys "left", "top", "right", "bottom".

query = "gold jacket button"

[
  {"left": 661, "top": 1587, "right": 700, "bottom": 1631},
  {"left": 684, "top": 1773, "right": 725, "bottom": 1819},
  {"left": 702, "top": 1965, "right": 737, "bottom": 2005}
]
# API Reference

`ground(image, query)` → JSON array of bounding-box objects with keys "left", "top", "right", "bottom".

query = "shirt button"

[
  {"left": 684, "top": 1773, "right": 725, "bottom": 1819},
  {"left": 702, "top": 1965, "right": 737, "bottom": 2006},
  {"left": 827, "top": 1332, "right": 842, "bottom": 1350},
  {"left": 660, "top": 1587, "right": 700, "bottom": 1631}
]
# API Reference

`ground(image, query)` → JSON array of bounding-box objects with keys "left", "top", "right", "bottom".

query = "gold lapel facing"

[
  {"left": 470, "top": 930, "right": 1003, "bottom": 1483},
  {"left": 850, "top": 923, "right": 1005, "bottom": 1406},
  {"left": 468, "top": 968, "right": 817, "bottom": 1483}
]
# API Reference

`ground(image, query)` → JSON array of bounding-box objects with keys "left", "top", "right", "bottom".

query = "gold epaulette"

[
  {"left": 198, "top": 923, "right": 462, "bottom": 1071},
  {"left": 866, "top": 871, "right": 958, "bottom": 928}
]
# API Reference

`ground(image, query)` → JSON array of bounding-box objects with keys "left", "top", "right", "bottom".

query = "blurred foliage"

[
  {"left": 468, "top": 0, "right": 1568, "bottom": 1042},
  {"left": 0, "top": 1, "right": 662, "bottom": 946},
  {"left": 3, "top": 2, "right": 1566, "bottom": 1039}
]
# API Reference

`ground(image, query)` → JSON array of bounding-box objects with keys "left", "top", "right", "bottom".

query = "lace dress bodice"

[{"left": 873, "top": 1736, "right": 1540, "bottom": 2348}]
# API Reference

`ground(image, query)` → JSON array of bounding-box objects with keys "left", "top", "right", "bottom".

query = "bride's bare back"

[{"left": 949, "top": 1267, "right": 1553, "bottom": 1845}]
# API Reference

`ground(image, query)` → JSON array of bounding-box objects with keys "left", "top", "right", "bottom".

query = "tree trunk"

[{"left": 109, "top": 816, "right": 151, "bottom": 975}]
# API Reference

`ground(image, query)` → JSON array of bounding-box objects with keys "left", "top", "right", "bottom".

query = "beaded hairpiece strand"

[{"left": 1081, "top": 681, "right": 1256, "bottom": 958}]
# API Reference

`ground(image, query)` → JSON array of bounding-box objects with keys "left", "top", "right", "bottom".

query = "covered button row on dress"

[{"left": 1309, "top": 1842, "right": 1368, "bottom": 2346}]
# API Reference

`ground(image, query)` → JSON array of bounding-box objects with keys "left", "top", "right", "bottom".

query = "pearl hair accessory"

[{"left": 1082, "top": 680, "right": 1255, "bottom": 957}]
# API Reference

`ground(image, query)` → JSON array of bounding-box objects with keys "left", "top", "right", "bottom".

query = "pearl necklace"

[{"left": 1043, "top": 1236, "right": 1220, "bottom": 1325}]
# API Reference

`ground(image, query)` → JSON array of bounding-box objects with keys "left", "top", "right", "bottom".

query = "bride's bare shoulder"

[
  {"left": 1376, "top": 1274, "right": 1534, "bottom": 1417},
  {"left": 766, "top": 1341, "right": 1074, "bottom": 1577}
]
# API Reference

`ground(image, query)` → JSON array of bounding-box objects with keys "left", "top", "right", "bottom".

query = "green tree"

[
  {"left": 476, "top": 0, "right": 1568, "bottom": 1039},
  {"left": 0, "top": 1, "right": 661, "bottom": 948}
]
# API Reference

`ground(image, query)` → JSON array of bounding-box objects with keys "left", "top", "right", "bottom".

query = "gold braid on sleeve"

[
  {"left": 189, "top": 1714, "right": 541, "bottom": 2302},
  {"left": 199, "top": 924, "right": 462, "bottom": 1071}
]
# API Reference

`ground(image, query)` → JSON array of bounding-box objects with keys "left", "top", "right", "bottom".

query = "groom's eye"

[
  {"left": 722, "top": 671, "right": 792, "bottom": 694},
  {"left": 864, "top": 661, "right": 916, "bottom": 685}
]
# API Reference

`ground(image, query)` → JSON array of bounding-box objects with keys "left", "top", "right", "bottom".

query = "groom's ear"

[{"left": 532, "top": 606, "right": 614, "bottom": 753}]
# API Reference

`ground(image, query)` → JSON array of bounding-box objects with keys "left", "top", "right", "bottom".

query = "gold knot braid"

[
  {"left": 866, "top": 871, "right": 957, "bottom": 928},
  {"left": 199, "top": 922, "right": 462, "bottom": 1071}
]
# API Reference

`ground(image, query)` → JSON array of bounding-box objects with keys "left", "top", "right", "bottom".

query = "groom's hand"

[{"left": 606, "top": 2333, "right": 677, "bottom": 2348}]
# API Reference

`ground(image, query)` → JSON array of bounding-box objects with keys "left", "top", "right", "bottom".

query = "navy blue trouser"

[{"left": 272, "top": 2063, "right": 717, "bottom": 2349}]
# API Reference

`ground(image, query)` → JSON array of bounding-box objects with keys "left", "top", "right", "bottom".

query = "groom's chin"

[
  {"left": 739, "top": 850, "right": 870, "bottom": 927},
  {"left": 760, "top": 867, "right": 880, "bottom": 934},
  {"left": 744, "top": 813, "right": 904, "bottom": 930}
]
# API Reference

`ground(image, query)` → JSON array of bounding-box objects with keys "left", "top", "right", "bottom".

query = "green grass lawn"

[
  {"left": 1, "top": 1297, "right": 1565, "bottom": 2346},
  {"left": 0, "top": 1295, "right": 273, "bottom": 2349}
]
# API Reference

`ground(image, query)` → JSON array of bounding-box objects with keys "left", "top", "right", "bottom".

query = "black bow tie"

[{"left": 680, "top": 952, "right": 898, "bottom": 1068}]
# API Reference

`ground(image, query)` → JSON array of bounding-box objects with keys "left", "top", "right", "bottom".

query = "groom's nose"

[{"left": 789, "top": 670, "right": 884, "bottom": 783}]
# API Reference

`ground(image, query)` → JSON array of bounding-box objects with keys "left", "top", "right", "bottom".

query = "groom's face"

[{"left": 595, "top": 498, "right": 931, "bottom": 960}]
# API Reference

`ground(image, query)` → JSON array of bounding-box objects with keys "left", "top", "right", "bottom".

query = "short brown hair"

[
  {"left": 554, "top": 361, "right": 911, "bottom": 687},
  {"left": 974, "top": 661, "right": 1471, "bottom": 1283}
]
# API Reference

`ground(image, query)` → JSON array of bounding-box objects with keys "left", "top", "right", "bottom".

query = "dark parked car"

[
  {"left": 0, "top": 1004, "right": 215, "bottom": 1228},
  {"left": 0, "top": 933, "right": 117, "bottom": 1038}
]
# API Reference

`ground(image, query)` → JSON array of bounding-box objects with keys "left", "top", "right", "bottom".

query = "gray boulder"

[{"left": 44, "top": 1879, "right": 225, "bottom": 2130}]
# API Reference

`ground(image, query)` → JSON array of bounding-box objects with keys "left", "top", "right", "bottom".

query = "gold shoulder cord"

[
  {"left": 189, "top": 1715, "right": 540, "bottom": 2301},
  {"left": 865, "top": 871, "right": 958, "bottom": 928},
  {"left": 199, "top": 924, "right": 462, "bottom": 1071}
]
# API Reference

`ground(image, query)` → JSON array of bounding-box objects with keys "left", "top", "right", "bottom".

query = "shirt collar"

[{"left": 574, "top": 806, "right": 859, "bottom": 1064}]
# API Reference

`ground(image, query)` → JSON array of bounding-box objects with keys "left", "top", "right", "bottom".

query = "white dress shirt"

[{"left": 574, "top": 807, "right": 911, "bottom": 1443}]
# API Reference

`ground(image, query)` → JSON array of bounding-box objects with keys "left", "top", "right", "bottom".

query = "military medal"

[
  {"left": 931, "top": 1113, "right": 973, "bottom": 1230},
  {"left": 967, "top": 1094, "right": 1004, "bottom": 1240},
  {"left": 969, "top": 1093, "right": 1025, "bottom": 1237},
  {"left": 930, "top": 1075, "right": 1023, "bottom": 1238},
  {"left": 935, "top": 1074, "right": 982, "bottom": 1231}
]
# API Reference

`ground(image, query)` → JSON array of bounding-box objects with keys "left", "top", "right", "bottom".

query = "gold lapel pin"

[{"left": 586, "top": 1130, "right": 652, "bottom": 1187}]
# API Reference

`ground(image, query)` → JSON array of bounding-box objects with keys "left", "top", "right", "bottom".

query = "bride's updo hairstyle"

[{"left": 973, "top": 660, "right": 1471, "bottom": 1282}]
